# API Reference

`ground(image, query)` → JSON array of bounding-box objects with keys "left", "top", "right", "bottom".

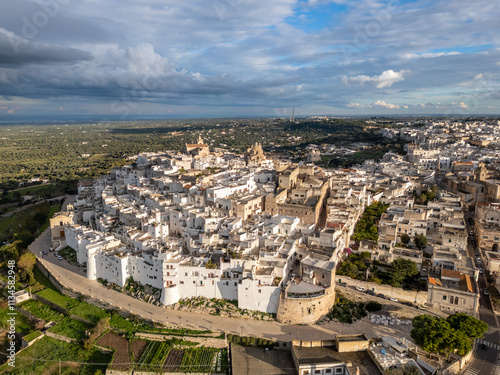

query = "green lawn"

[
  {"left": 48, "top": 317, "right": 92, "bottom": 340},
  {"left": 0, "top": 336, "right": 112, "bottom": 375},
  {"left": 19, "top": 300, "right": 64, "bottom": 322},
  {"left": 69, "top": 301, "right": 109, "bottom": 324},
  {"left": 23, "top": 330, "right": 42, "bottom": 342},
  {"left": 109, "top": 312, "right": 153, "bottom": 334},
  {"left": 36, "top": 288, "right": 78, "bottom": 310},
  {"left": 0, "top": 307, "right": 34, "bottom": 334}
]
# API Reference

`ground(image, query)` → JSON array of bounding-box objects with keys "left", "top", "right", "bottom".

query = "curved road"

[{"left": 30, "top": 228, "right": 417, "bottom": 343}]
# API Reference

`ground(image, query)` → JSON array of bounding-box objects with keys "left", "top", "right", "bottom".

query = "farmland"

[
  {"left": 180, "top": 347, "right": 222, "bottom": 373},
  {"left": 48, "top": 317, "right": 93, "bottom": 340},
  {"left": 19, "top": 300, "right": 64, "bottom": 322},
  {"left": 36, "top": 288, "right": 79, "bottom": 310},
  {"left": 97, "top": 331, "right": 132, "bottom": 371},
  {"left": 137, "top": 341, "right": 172, "bottom": 371},
  {"left": 130, "top": 339, "right": 148, "bottom": 362},
  {"left": 0, "top": 336, "right": 111, "bottom": 375}
]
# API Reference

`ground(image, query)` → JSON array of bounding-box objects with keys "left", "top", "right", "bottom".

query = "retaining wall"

[{"left": 337, "top": 276, "right": 428, "bottom": 305}]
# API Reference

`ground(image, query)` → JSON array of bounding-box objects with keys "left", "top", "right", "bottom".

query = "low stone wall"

[
  {"left": 105, "top": 369, "right": 132, "bottom": 375},
  {"left": 337, "top": 276, "right": 428, "bottom": 305},
  {"left": 45, "top": 330, "right": 76, "bottom": 343},
  {"left": 16, "top": 306, "right": 45, "bottom": 327},
  {"left": 31, "top": 294, "right": 93, "bottom": 325},
  {"left": 438, "top": 349, "right": 473, "bottom": 375},
  {"left": 135, "top": 332, "right": 227, "bottom": 349}
]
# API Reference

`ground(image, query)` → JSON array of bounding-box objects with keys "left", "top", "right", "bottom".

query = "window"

[
  {"left": 443, "top": 295, "right": 447, "bottom": 300},
  {"left": 449, "top": 239, "right": 452, "bottom": 243},
  {"left": 336, "top": 368, "right": 343, "bottom": 374},
  {"left": 315, "top": 370, "right": 321, "bottom": 374},
  {"left": 325, "top": 370, "right": 332, "bottom": 374}
]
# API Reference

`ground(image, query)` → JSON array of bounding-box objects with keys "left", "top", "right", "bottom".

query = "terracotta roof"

[
  {"left": 460, "top": 274, "right": 474, "bottom": 293},
  {"left": 441, "top": 269, "right": 461, "bottom": 280},
  {"left": 428, "top": 277, "right": 442, "bottom": 286}
]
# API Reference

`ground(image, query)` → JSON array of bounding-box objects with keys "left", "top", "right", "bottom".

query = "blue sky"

[{"left": 0, "top": 0, "right": 499, "bottom": 120}]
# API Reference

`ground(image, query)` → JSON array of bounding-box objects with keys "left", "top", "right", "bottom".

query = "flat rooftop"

[
  {"left": 293, "top": 346, "right": 382, "bottom": 375},
  {"left": 231, "top": 345, "right": 295, "bottom": 375}
]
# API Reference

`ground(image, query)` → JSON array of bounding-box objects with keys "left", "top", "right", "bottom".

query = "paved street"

[{"left": 462, "top": 211, "right": 500, "bottom": 375}]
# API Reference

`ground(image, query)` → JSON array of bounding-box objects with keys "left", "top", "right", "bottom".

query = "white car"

[
  {"left": 484, "top": 289, "right": 490, "bottom": 296},
  {"left": 389, "top": 297, "right": 398, "bottom": 302},
  {"left": 355, "top": 286, "right": 366, "bottom": 292},
  {"left": 57, "top": 255, "right": 63, "bottom": 261}
]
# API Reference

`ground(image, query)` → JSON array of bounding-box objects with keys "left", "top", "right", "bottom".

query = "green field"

[
  {"left": 69, "top": 301, "right": 109, "bottom": 324},
  {"left": 0, "top": 336, "right": 112, "bottom": 375},
  {"left": 19, "top": 300, "right": 64, "bottom": 322},
  {"left": 48, "top": 317, "right": 92, "bottom": 340},
  {"left": 22, "top": 330, "right": 42, "bottom": 342},
  {"left": 35, "top": 288, "right": 79, "bottom": 310},
  {"left": 0, "top": 306, "right": 34, "bottom": 334}
]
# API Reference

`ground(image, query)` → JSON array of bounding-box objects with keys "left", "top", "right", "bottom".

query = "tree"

[
  {"left": 17, "top": 252, "right": 37, "bottom": 284},
  {"left": 338, "top": 262, "right": 359, "bottom": 279},
  {"left": 389, "top": 258, "right": 419, "bottom": 287},
  {"left": 414, "top": 234, "right": 428, "bottom": 249},
  {"left": 401, "top": 233, "right": 410, "bottom": 244},
  {"left": 0, "top": 241, "right": 22, "bottom": 263},
  {"left": 411, "top": 314, "right": 474, "bottom": 359},
  {"left": 446, "top": 313, "right": 488, "bottom": 340}
]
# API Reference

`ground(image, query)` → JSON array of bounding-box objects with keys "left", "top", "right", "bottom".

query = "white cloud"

[
  {"left": 342, "top": 70, "right": 409, "bottom": 88},
  {"left": 401, "top": 51, "right": 461, "bottom": 60},
  {"left": 373, "top": 100, "right": 400, "bottom": 109}
]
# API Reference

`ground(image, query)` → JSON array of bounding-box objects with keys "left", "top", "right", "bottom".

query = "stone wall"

[
  {"left": 45, "top": 330, "right": 76, "bottom": 343},
  {"left": 337, "top": 276, "right": 428, "bottom": 305},
  {"left": 276, "top": 286, "right": 335, "bottom": 324},
  {"left": 135, "top": 332, "right": 227, "bottom": 349}
]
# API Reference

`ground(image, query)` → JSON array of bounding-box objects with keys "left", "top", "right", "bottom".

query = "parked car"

[
  {"left": 377, "top": 293, "right": 385, "bottom": 299},
  {"left": 57, "top": 255, "right": 63, "bottom": 261},
  {"left": 418, "top": 305, "right": 428, "bottom": 311},
  {"left": 484, "top": 289, "right": 490, "bottom": 296},
  {"left": 355, "top": 286, "right": 366, "bottom": 292},
  {"left": 481, "top": 343, "right": 487, "bottom": 350},
  {"left": 367, "top": 290, "right": 375, "bottom": 296},
  {"left": 389, "top": 297, "right": 398, "bottom": 302},
  {"left": 42, "top": 250, "right": 48, "bottom": 255}
]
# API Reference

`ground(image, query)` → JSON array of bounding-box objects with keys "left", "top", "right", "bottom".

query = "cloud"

[
  {"left": 0, "top": 28, "right": 92, "bottom": 66},
  {"left": 373, "top": 100, "right": 400, "bottom": 109},
  {"left": 1, "top": 0, "right": 500, "bottom": 117},
  {"left": 401, "top": 51, "right": 461, "bottom": 60},
  {"left": 342, "top": 70, "right": 409, "bottom": 88}
]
